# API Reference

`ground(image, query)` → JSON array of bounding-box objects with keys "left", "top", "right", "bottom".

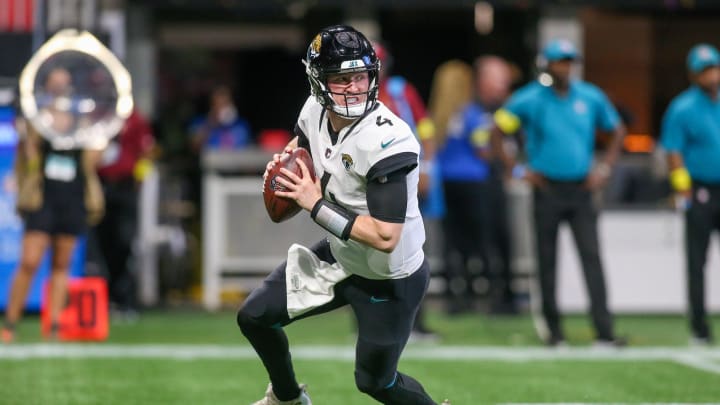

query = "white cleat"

[
  {"left": 441, "top": 400, "right": 451, "bottom": 405},
  {"left": 251, "top": 383, "right": 312, "bottom": 405}
]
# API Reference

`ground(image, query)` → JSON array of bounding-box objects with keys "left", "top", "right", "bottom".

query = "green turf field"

[{"left": 1, "top": 309, "right": 719, "bottom": 404}]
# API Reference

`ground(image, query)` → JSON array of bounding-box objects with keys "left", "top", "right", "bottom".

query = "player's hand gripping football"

[
  {"left": 274, "top": 158, "right": 322, "bottom": 212},
  {"left": 263, "top": 146, "right": 294, "bottom": 183}
]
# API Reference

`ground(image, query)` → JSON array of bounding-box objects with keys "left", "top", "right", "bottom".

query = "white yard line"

[
  {"left": 0, "top": 344, "right": 719, "bottom": 365},
  {"left": 672, "top": 354, "right": 720, "bottom": 375},
  {"left": 2, "top": 345, "right": 720, "bottom": 375}
]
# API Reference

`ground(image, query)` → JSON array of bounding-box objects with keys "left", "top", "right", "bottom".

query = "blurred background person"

[
  {"left": 1, "top": 68, "right": 105, "bottom": 342},
  {"left": 470, "top": 56, "right": 519, "bottom": 315},
  {"left": 490, "top": 39, "right": 627, "bottom": 347},
  {"left": 186, "top": 85, "right": 252, "bottom": 257},
  {"left": 435, "top": 56, "right": 517, "bottom": 315},
  {"left": 189, "top": 85, "right": 251, "bottom": 152},
  {"left": 428, "top": 59, "right": 476, "bottom": 314},
  {"left": 428, "top": 60, "right": 474, "bottom": 149},
  {"left": 38, "top": 67, "right": 77, "bottom": 135},
  {"left": 94, "top": 108, "right": 155, "bottom": 319},
  {"left": 660, "top": 43, "right": 720, "bottom": 346},
  {"left": 373, "top": 40, "right": 441, "bottom": 341}
]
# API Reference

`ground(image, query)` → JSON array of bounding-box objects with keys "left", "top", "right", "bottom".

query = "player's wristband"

[
  {"left": 670, "top": 167, "right": 692, "bottom": 192},
  {"left": 311, "top": 199, "right": 358, "bottom": 241}
]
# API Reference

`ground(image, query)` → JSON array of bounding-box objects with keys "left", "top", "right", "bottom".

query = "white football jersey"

[{"left": 296, "top": 96, "right": 426, "bottom": 280}]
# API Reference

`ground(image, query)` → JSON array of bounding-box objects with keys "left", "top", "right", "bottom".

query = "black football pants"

[
  {"left": 533, "top": 180, "right": 614, "bottom": 341},
  {"left": 236, "top": 238, "right": 439, "bottom": 404}
]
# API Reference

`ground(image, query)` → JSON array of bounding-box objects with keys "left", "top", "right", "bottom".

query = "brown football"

[{"left": 263, "top": 147, "right": 316, "bottom": 223}]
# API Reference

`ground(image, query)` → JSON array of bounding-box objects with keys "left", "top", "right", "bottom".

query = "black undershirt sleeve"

[
  {"left": 294, "top": 123, "right": 310, "bottom": 154},
  {"left": 367, "top": 169, "right": 408, "bottom": 223},
  {"left": 366, "top": 152, "right": 418, "bottom": 181}
]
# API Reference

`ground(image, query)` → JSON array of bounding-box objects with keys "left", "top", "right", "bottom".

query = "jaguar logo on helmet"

[{"left": 310, "top": 34, "right": 322, "bottom": 57}]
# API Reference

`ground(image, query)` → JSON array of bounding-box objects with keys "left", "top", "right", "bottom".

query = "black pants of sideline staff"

[
  {"left": 685, "top": 181, "right": 720, "bottom": 341},
  {"left": 95, "top": 178, "right": 139, "bottom": 311},
  {"left": 533, "top": 179, "right": 615, "bottom": 342}
]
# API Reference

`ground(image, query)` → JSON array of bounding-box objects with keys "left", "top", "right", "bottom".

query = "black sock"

[{"left": 371, "top": 372, "right": 437, "bottom": 405}]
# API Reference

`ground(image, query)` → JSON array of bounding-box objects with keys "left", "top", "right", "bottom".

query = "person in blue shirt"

[
  {"left": 490, "top": 39, "right": 627, "bottom": 347},
  {"left": 660, "top": 43, "right": 720, "bottom": 346},
  {"left": 189, "top": 86, "right": 251, "bottom": 151},
  {"left": 436, "top": 56, "right": 516, "bottom": 315}
]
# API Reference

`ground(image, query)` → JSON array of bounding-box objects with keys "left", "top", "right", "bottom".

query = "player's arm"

[
  {"left": 304, "top": 169, "right": 406, "bottom": 253},
  {"left": 285, "top": 153, "right": 413, "bottom": 253},
  {"left": 350, "top": 152, "right": 417, "bottom": 252},
  {"left": 346, "top": 168, "right": 407, "bottom": 252}
]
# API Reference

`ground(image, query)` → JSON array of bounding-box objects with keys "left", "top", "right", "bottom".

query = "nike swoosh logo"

[
  {"left": 370, "top": 296, "right": 390, "bottom": 304},
  {"left": 380, "top": 138, "right": 396, "bottom": 148}
]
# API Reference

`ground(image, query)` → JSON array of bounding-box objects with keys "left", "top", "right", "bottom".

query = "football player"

[{"left": 237, "top": 25, "right": 449, "bottom": 405}]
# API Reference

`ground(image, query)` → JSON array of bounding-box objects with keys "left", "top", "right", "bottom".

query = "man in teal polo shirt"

[
  {"left": 660, "top": 43, "right": 720, "bottom": 346},
  {"left": 490, "top": 39, "right": 627, "bottom": 346}
]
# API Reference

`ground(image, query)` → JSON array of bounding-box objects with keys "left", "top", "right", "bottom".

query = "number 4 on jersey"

[{"left": 376, "top": 116, "right": 393, "bottom": 127}]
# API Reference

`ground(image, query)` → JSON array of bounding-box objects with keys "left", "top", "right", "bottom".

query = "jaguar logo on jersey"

[
  {"left": 325, "top": 148, "right": 332, "bottom": 158},
  {"left": 341, "top": 153, "right": 354, "bottom": 170},
  {"left": 310, "top": 34, "right": 322, "bottom": 57}
]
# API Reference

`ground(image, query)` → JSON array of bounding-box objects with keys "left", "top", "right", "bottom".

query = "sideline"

[{"left": 1, "top": 344, "right": 719, "bottom": 376}]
